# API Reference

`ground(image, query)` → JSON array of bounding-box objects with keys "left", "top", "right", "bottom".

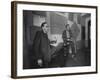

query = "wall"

[
  {"left": 50, "top": 12, "right": 67, "bottom": 34},
  {"left": 49, "top": 12, "right": 83, "bottom": 44},
  {"left": 0, "top": 0, "right": 99, "bottom": 80}
]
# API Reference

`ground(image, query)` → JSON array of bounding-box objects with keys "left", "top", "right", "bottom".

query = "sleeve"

[
  {"left": 62, "top": 30, "right": 66, "bottom": 42},
  {"left": 33, "top": 31, "right": 42, "bottom": 59},
  {"left": 62, "top": 31, "right": 64, "bottom": 40},
  {"left": 69, "top": 30, "right": 73, "bottom": 39}
]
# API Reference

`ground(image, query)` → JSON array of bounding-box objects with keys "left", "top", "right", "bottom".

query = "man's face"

[
  {"left": 66, "top": 25, "right": 70, "bottom": 30},
  {"left": 42, "top": 24, "right": 48, "bottom": 33}
]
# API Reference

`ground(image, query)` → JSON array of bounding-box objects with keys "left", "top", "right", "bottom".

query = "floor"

[
  {"left": 23, "top": 45, "right": 91, "bottom": 69},
  {"left": 66, "top": 48, "right": 91, "bottom": 67},
  {"left": 49, "top": 47, "right": 91, "bottom": 68}
]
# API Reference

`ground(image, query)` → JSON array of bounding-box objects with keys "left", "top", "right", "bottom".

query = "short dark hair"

[
  {"left": 65, "top": 24, "right": 69, "bottom": 28},
  {"left": 41, "top": 22, "right": 47, "bottom": 28}
]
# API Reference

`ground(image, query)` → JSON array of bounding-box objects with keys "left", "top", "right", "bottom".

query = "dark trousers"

[
  {"left": 61, "top": 41, "right": 75, "bottom": 67},
  {"left": 43, "top": 60, "right": 49, "bottom": 68},
  {"left": 64, "top": 41, "right": 75, "bottom": 55}
]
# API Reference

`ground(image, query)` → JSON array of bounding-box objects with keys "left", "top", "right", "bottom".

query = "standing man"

[
  {"left": 62, "top": 24, "right": 75, "bottom": 66},
  {"left": 32, "top": 22, "right": 51, "bottom": 68}
]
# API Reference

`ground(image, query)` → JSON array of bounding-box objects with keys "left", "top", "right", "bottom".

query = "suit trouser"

[{"left": 61, "top": 42, "right": 75, "bottom": 67}]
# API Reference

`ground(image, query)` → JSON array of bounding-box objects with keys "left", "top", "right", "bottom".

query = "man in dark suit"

[{"left": 32, "top": 22, "right": 52, "bottom": 68}]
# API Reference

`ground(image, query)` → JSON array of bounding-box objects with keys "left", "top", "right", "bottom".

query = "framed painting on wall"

[{"left": 11, "top": 1, "right": 98, "bottom": 78}]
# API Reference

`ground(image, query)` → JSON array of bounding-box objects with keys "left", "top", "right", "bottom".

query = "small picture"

[{"left": 11, "top": 1, "right": 97, "bottom": 78}]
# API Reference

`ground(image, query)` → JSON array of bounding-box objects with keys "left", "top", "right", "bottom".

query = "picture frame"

[{"left": 11, "top": 1, "right": 98, "bottom": 78}]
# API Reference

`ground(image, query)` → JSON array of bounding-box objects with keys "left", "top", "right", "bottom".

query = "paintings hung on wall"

[{"left": 11, "top": 1, "right": 98, "bottom": 78}]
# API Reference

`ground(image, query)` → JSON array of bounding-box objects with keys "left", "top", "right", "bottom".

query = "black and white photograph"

[
  {"left": 11, "top": 1, "right": 97, "bottom": 78},
  {"left": 23, "top": 11, "right": 91, "bottom": 69}
]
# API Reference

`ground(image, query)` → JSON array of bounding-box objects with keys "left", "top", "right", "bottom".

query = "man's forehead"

[
  {"left": 44, "top": 24, "right": 49, "bottom": 27},
  {"left": 44, "top": 23, "right": 47, "bottom": 25}
]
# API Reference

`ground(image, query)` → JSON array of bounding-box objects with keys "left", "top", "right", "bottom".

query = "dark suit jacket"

[{"left": 32, "top": 30, "right": 51, "bottom": 62}]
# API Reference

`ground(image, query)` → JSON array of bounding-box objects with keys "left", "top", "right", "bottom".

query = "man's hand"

[{"left": 37, "top": 59, "right": 43, "bottom": 67}]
